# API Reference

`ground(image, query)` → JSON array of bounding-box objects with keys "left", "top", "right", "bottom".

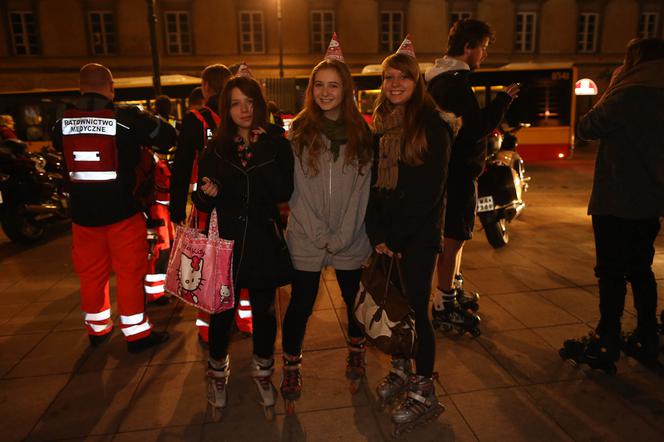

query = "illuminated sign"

[{"left": 575, "top": 78, "right": 598, "bottom": 96}]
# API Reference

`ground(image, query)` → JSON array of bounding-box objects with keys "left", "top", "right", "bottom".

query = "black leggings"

[
  {"left": 399, "top": 242, "right": 438, "bottom": 378},
  {"left": 282, "top": 268, "right": 363, "bottom": 356},
  {"left": 209, "top": 287, "right": 277, "bottom": 361}
]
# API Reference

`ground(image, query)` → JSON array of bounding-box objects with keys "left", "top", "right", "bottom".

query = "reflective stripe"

[
  {"left": 73, "top": 151, "right": 100, "bottom": 161},
  {"left": 144, "top": 284, "right": 164, "bottom": 294},
  {"left": 70, "top": 171, "right": 117, "bottom": 181},
  {"left": 120, "top": 313, "right": 145, "bottom": 326},
  {"left": 192, "top": 183, "right": 198, "bottom": 191},
  {"left": 239, "top": 300, "right": 251, "bottom": 307},
  {"left": 121, "top": 321, "right": 151, "bottom": 337},
  {"left": 155, "top": 200, "right": 170, "bottom": 206},
  {"left": 85, "top": 309, "right": 111, "bottom": 322},
  {"left": 145, "top": 273, "right": 166, "bottom": 283},
  {"left": 237, "top": 310, "right": 252, "bottom": 319},
  {"left": 195, "top": 319, "right": 209, "bottom": 327},
  {"left": 86, "top": 321, "right": 112, "bottom": 333}
]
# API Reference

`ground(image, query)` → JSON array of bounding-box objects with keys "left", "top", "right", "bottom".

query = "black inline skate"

[
  {"left": 280, "top": 353, "right": 302, "bottom": 415},
  {"left": 432, "top": 295, "right": 481, "bottom": 337},
  {"left": 559, "top": 332, "right": 618, "bottom": 375},
  {"left": 621, "top": 329, "right": 663, "bottom": 373},
  {"left": 454, "top": 273, "right": 480, "bottom": 311},
  {"left": 391, "top": 375, "right": 445, "bottom": 437}
]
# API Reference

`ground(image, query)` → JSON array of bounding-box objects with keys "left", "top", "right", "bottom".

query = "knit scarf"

[
  {"left": 373, "top": 106, "right": 404, "bottom": 190},
  {"left": 319, "top": 117, "right": 347, "bottom": 162}
]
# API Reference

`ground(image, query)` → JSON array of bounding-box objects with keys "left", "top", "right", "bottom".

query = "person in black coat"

[
  {"left": 365, "top": 51, "right": 455, "bottom": 430},
  {"left": 193, "top": 76, "right": 294, "bottom": 417},
  {"left": 424, "top": 19, "right": 518, "bottom": 327}
]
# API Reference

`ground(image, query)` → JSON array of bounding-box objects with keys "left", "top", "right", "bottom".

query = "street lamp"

[
  {"left": 146, "top": 0, "right": 162, "bottom": 96},
  {"left": 277, "top": 0, "right": 284, "bottom": 78}
]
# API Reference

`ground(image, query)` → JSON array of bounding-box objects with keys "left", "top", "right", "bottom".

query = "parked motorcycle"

[
  {"left": 0, "top": 140, "right": 70, "bottom": 243},
  {"left": 476, "top": 124, "right": 530, "bottom": 248}
]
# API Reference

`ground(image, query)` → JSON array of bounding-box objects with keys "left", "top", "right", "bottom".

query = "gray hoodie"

[
  {"left": 424, "top": 56, "right": 470, "bottom": 82},
  {"left": 286, "top": 135, "right": 372, "bottom": 271}
]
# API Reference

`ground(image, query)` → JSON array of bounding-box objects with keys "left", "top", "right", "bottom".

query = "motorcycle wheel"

[
  {"left": 1, "top": 201, "right": 45, "bottom": 244},
  {"left": 481, "top": 214, "right": 510, "bottom": 249}
]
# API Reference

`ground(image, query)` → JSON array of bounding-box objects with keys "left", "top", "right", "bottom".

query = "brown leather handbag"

[{"left": 353, "top": 253, "right": 417, "bottom": 357}]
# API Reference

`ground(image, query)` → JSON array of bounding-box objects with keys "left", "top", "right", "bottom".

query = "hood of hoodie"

[{"left": 424, "top": 56, "right": 470, "bottom": 82}]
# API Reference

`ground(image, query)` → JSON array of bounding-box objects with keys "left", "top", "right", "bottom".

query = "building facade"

[{"left": 1, "top": 0, "right": 662, "bottom": 94}]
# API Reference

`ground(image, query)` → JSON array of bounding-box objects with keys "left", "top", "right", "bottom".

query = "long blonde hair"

[
  {"left": 372, "top": 53, "right": 438, "bottom": 166},
  {"left": 290, "top": 59, "right": 372, "bottom": 176}
]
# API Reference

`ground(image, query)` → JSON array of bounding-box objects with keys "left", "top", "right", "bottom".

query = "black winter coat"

[
  {"left": 428, "top": 70, "right": 511, "bottom": 179},
  {"left": 366, "top": 108, "right": 453, "bottom": 253},
  {"left": 193, "top": 125, "right": 295, "bottom": 289}
]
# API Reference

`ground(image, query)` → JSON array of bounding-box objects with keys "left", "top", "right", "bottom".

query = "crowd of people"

[{"left": 45, "top": 17, "right": 663, "bottom": 435}]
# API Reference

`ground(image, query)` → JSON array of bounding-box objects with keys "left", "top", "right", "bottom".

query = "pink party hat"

[
  {"left": 324, "top": 32, "right": 345, "bottom": 62},
  {"left": 237, "top": 61, "right": 253, "bottom": 78},
  {"left": 396, "top": 34, "right": 416, "bottom": 58}
]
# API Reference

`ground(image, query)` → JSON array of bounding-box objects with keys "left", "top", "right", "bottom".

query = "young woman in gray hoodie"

[{"left": 280, "top": 58, "right": 373, "bottom": 410}]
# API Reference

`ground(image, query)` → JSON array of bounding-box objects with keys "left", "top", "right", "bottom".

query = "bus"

[
  {"left": 0, "top": 74, "right": 201, "bottom": 150},
  {"left": 289, "top": 62, "right": 577, "bottom": 162}
]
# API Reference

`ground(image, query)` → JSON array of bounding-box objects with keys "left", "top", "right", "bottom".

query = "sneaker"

[
  {"left": 127, "top": 331, "right": 170, "bottom": 353},
  {"left": 88, "top": 331, "right": 112, "bottom": 347},
  {"left": 149, "top": 296, "right": 171, "bottom": 306}
]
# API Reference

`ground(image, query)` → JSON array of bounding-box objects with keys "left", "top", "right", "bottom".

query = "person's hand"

[
  {"left": 375, "top": 242, "right": 395, "bottom": 257},
  {"left": 200, "top": 177, "right": 219, "bottom": 197},
  {"left": 504, "top": 83, "right": 521, "bottom": 99}
]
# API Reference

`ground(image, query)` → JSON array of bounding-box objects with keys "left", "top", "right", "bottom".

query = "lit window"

[
  {"left": 577, "top": 13, "right": 599, "bottom": 53},
  {"left": 239, "top": 11, "right": 265, "bottom": 54},
  {"left": 88, "top": 11, "right": 116, "bottom": 55},
  {"left": 9, "top": 11, "right": 40, "bottom": 56},
  {"left": 311, "top": 11, "right": 335, "bottom": 53},
  {"left": 164, "top": 11, "right": 191, "bottom": 55},
  {"left": 450, "top": 11, "right": 472, "bottom": 28},
  {"left": 380, "top": 11, "right": 403, "bottom": 52},
  {"left": 514, "top": 12, "right": 537, "bottom": 53},
  {"left": 638, "top": 12, "right": 659, "bottom": 38}
]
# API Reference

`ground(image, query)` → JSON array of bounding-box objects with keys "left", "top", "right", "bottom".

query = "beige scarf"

[
  {"left": 595, "top": 58, "right": 664, "bottom": 107},
  {"left": 373, "top": 106, "right": 405, "bottom": 190}
]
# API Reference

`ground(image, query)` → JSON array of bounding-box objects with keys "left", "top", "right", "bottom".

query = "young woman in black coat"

[
  {"left": 365, "top": 52, "right": 455, "bottom": 431},
  {"left": 194, "top": 76, "right": 294, "bottom": 420}
]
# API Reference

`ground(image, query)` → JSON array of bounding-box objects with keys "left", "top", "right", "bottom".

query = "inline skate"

[
  {"left": 559, "top": 332, "right": 617, "bottom": 375},
  {"left": 432, "top": 296, "right": 481, "bottom": 337},
  {"left": 206, "top": 355, "right": 230, "bottom": 421},
  {"left": 376, "top": 358, "right": 412, "bottom": 408},
  {"left": 454, "top": 273, "right": 480, "bottom": 311},
  {"left": 391, "top": 375, "right": 445, "bottom": 437},
  {"left": 280, "top": 353, "right": 302, "bottom": 415},
  {"left": 346, "top": 337, "right": 367, "bottom": 394},
  {"left": 621, "top": 329, "right": 663, "bottom": 373},
  {"left": 252, "top": 355, "right": 277, "bottom": 420}
]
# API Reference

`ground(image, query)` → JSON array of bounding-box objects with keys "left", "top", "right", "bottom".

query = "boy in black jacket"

[{"left": 425, "top": 19, "right": 518, "bottom": 332}]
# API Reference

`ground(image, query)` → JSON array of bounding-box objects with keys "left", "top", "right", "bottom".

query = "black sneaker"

[
  {"left": 89, "top": 331, "right": 112, "bottom": 347},
  {"left": 127, "top": 331, "right": 170, "bottom": 354},
  {"left": 149, "top": 296, "right": 171, "bottom": 306}
]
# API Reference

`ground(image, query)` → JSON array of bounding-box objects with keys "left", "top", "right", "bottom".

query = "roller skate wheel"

[
  {"left": 285, "top": 400, "right": 296, "bottom": 416},
  {"left": 210, "top": 406, "right": 223, "bottom": 422},
  {"left": 470, "top": 328, "right": 481, "bottom": 337},
  {"left": 263, "top": 405, "right": 275, "bottom": 421}
]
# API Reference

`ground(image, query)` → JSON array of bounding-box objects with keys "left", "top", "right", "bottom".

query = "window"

[
  {"left": 88, "top": 11, "right": 116, "bottom": 55},
  {"left": 577, "top": 13, "right": 599, "bottom": 53},
  {"left": 239, "top": 11, "right": 265, "bottom": 54},
  {"left": 8, "top": 11, "right": 40, "bottom": 55},
  {"left": 514, "top": 12, "right": 537, "bottom": 53},
  {"left": 164, "top": 11, "right": 191, "bottom": 55},
  {"left": 380, "top": 11, "right": 403, "bottom": 52},
  {"left": 450, "top": 11, "right": 471, "bottom": 28},
  {"left": 311, "top": 10, "right": 335, "bottom": 53},
  {"left": 638, "top": 12, "right": 659, "bottom": 37}
]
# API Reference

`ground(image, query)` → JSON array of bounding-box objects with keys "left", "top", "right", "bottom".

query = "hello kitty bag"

[{"left": 165, "top": 208, "right": 235, "bottom": 314}]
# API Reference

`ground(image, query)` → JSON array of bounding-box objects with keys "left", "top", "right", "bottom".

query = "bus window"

[{"left": 357, "top": 89, "right": 380, "bottom": 115}]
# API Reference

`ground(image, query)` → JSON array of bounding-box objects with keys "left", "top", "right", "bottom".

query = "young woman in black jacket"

[
  {"left": 194, "top": 76, "right": 294, "bottom": 420},
  {"left": 365, "top": 52, "right": 456, "bottom": 432}
]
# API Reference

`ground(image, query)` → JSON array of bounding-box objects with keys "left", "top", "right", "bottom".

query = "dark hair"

[
  {"left": 446, "top": 19, "right": 494, "bottom": 56},
  {"left": 211, "top": 76, "right": 268, "bottom": 153},
  {"left": 188, "top": 87, "right": 204, "bottom": 106},
  {"left": 154, "top": 95, "right": 171, "bottom": 118},
  {"left": 624, "top": 37, "right": 664, "bottom": 70},
  {"left": 373, "top": 53, "right": 439, "bottom": 166},
  {"left": 228, "top": 63, "right": 242, "bottom": 75},
  {"left": 201, "top": 64, "right": 232, "bottom": 96},
  {"left": 291, "top": 59, "right": 372, "bottom": 176}
]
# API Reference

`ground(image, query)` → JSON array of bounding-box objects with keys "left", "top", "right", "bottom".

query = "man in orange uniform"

[{"left": 54, "top": 63, "right": 176, "bottom": 352}]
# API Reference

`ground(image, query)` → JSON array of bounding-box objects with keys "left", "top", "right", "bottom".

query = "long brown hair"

[
  {"left": 290, "top": 59, "right": 372, "bottom": 176},
  {"left": 372, "top": 53, "right": 438, "bottom": 166},
  {"left": 211, "top": 76, "right": 268, "bottom": 154}
]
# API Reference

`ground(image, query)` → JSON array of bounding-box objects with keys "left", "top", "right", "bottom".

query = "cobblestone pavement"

[{"left": 1, "top": 148, "right": 662, "bottom": 441}]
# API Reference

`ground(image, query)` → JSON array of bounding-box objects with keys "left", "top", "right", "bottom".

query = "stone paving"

[{"left": 0, "top": 148, "right": 663, "bottom": 441}]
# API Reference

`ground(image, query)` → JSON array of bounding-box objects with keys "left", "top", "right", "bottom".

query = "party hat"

[
  {"left": 324, "top": 32, "right": 345, "bottom": 62},
  {"left": 396, "top": 34, "right": 416, "bottom": 58}
]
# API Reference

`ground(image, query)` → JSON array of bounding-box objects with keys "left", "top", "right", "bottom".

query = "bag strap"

[
  {"left": 380, "top": 254, "right": 408, "bottom": 304},
  {"left": 208, "top": 208, "right": 220, "bottom": 240},
  {"left": 186, "top": 205, "right": 200, "bottom": 229}
]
